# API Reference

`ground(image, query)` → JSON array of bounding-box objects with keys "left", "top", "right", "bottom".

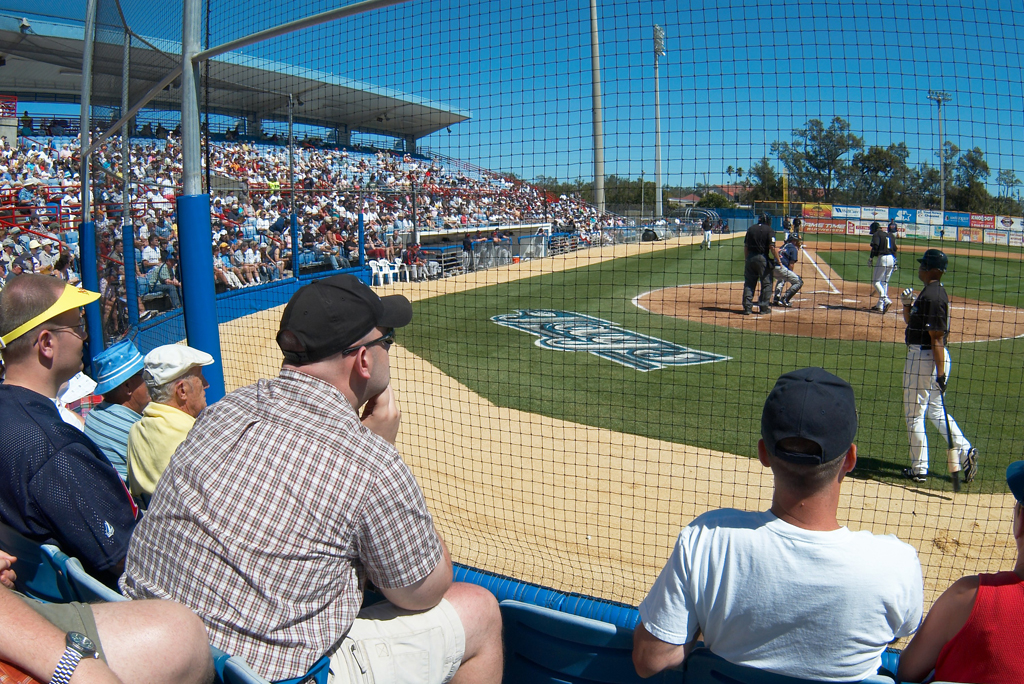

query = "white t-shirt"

[{"left": 639, "top": 509, "right": 922, "bottom": 682}]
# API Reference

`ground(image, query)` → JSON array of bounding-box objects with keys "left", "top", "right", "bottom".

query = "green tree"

[
  {"left": 696, "top": 192, "right": 736, "bottom": 209},
  {"left": 845, "top": 143, "right": 912, "bottom": 205},
  {"left": 742, "top": 158, "right": 783, "bottom": 202},
  {"left": 771, "top": 117, "right": 863, "bottom": 202},
  {"left": 953, "top": 146, "right": 990, "bottom": 187},
  {"left": 996, "top": 169, "right": 1021, "bottom": 197}
]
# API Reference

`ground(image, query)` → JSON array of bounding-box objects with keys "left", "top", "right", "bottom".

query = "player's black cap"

[
  {"left": 1007, "top": 462, "right": 1024, "bottom": 504},
  {"left": 761, "top": 367, "right": 857, "bottom": 465},
  {"left": 918, "top": 249, "right": 948, "bottom": 272},
  {"left": 276, "top": 274, "right": 412, "bottom": 364}
]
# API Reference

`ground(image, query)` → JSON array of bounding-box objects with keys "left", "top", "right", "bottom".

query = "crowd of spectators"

[{"left": 0, "top": 132, "right": 621, "bottom": 342}]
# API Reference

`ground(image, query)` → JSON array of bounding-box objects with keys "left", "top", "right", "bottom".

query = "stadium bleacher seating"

[{"left": 0, "top": 520, "right": 77, "bottom": 603}]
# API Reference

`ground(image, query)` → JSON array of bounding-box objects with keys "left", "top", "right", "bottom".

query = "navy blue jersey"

[
  {"left": 0, "top": 384, "right": 139, "bottom": 576},
  {"left": 779, "top": 243, "right": 799, "bottom": 269}
]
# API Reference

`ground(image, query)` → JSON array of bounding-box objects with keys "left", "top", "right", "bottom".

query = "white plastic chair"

[
  {"left": 368, "top": 260, "right": 386, "bottom": 286},
  {"left": 383, "top": 259, "right": 401, "bottom": 283}
]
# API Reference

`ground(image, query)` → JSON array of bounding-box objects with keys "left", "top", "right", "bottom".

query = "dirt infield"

[
  {"left": 635, "top": 247, "right": 1024, "bottom": 343},
  {"left": 218, "top": 233, "right": 1018, "bottom": 617}
]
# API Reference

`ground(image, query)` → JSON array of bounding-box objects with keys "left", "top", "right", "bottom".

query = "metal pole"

[
  {"left": 589, "top": 0, "right": 605, "bottom": 213},
  {"left": 121, "top": 31, "right": 138, "bottom": 329},
  {"left": 79, "top": 0, "right": 103, "bottom": 362},
  {"left": 412, "top": 182, "right": 419, "bottom": 245},
  {"left": 288, "top": 95, "right": 295, "bottom": 222},
  {"left": 654, "top": 24, "right": 665, "bottom": 220},
  {"left": 938, "top": 101, "right": 945, "bottom": 218},
  {"left": 177, "top": 0, "right": 225, "bottom": 402},
  {"left": 640, "top": 172, "right": 644, "bottom": 224}
]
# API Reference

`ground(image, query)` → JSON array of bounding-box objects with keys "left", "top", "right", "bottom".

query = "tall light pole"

[
  {"left": 640, "top": 170, "right": 645, "bottom": 223},
  {"left": 589, "top": 0, "right": 605, "bottom": 214},
  {"left": 653, "top": 24, "right": 666, "bottom": 219},
  {"left": 928, "top": 90, "right": 952, "bottom": 217}
]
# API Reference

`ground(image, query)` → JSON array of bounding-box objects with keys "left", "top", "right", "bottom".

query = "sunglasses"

[{"left": 341, "top": 329, "right": 395, "bottom": 356}]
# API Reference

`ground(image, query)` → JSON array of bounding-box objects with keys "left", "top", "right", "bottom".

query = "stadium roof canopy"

[{"left": 0, "top": 14, "right": 471, "bottom": 141}]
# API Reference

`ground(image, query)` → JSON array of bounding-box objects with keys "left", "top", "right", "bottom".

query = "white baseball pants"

[
  {"left": 872, "top": 254, "right": 896, "bottom": 308},
  {"left": 903, "top": 345, "right": 972, "bottom": 475}
]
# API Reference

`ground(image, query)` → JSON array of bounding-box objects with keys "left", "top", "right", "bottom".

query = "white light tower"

[
  {"left": 927, "top": 90, "right": 952, "bottom": 217},
  {"left": 653, "top": 24, "right": 666, "bottom": 219}
]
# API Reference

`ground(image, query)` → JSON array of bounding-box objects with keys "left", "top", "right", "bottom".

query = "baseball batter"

[
  {"left": 900, "top": 249, "right": 978, "bottom": 483},
  {"left": 772, "top": 233, "right": 803, "bottom": 307},
  {"left": 869, "top": 221, "right": 898, "bottom": 313}
]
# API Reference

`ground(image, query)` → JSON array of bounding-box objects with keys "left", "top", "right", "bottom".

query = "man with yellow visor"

[{"left": 0, "top": 274, "right": 140, "bottom": 582}]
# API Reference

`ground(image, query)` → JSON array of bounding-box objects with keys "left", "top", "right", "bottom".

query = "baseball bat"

[{"left": 940, "top": 384, "right": 960, "bottom": 493}]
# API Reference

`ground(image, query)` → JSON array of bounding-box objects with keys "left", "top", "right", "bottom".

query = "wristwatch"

[{"left": 50, "top": 631, "right": 99, "bottom": 684}]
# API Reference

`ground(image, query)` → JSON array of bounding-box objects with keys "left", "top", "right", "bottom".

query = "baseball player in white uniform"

[{"left": 868, "top": 222, "right": 898, "bottom": 313}]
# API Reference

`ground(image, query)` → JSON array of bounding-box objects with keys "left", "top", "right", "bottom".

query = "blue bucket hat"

[
  {"left": 92, "top": 339, "right": 145, "bottom": 395},
  {"left": 1007, "top": 462, "right": 1024, "bottom": 504}
]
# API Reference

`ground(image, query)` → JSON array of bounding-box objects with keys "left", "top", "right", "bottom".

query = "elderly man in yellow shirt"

[{"left": 127, "top": 345, "right": 213, "bottom": 501}]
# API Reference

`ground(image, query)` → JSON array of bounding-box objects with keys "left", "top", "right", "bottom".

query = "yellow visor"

[{"left": 0, "top": 284, "right": 100, "bottom": 349}]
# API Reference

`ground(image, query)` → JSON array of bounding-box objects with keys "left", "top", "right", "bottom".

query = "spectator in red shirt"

[{"left": 898, "top": 461, "right": 1024, "bottom": 683}]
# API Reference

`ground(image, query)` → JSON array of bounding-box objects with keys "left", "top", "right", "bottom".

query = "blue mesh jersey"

[{"left": 0, "top": 384, "right": 139, "bottom": 576}]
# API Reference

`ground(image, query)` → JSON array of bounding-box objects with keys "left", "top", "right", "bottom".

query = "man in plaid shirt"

[{"left": 120, "top": 275, "right": 502, "bottom": 684}]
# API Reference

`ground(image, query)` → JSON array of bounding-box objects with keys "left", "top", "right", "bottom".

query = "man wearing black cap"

[
  {"left": 121, "top": 274, "right": 502, "bottom": 684},
  {"left": 899, "top": 249, "right": 977, "bottom": 484},
  {"left": 633, "top": 368, "right": 923, "bottom": 681},
  {"left": 897, "top": 461, "right": 1024, "bottom": 682},
  {"left": 741, "top": 214, "right": 778, "bottom": 315}
]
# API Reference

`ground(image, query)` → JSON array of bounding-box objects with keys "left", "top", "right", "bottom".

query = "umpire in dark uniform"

[{"left": 742, "top": 213, "right": 779, "bottom": 315}]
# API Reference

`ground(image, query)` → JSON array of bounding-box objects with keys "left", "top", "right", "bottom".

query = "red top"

[{"left": 933, "top": 571, "right": 1024, "bottom": 683}]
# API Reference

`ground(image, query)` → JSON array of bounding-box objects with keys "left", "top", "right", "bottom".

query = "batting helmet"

[
  {"left": 786, "top": 232, "right": 802, "bottom": 244},
  {"left": 792, "top": 218, "right": 802, "bottom": 227},
  {"left": 870, "top": 221, "right": 881, "bottom": 234},
  {"left": 918, "top": 249, "right": 948, "bottom": 272}
]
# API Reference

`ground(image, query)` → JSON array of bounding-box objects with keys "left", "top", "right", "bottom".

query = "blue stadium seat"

[
  {"left": 65, "top": 556, "right": 127, "bottom": 603},
  {"left": 210, "top": 646, "right": 329, "bottom": 684},
  {"left": 500, "top": 599, "right": 682, "bottom": 684},
  {"left": 0, "top": 520, "right": 77, "bottom": 603},
  {"left": 681, "top": 648, "right": 895, "bottom": 684}
]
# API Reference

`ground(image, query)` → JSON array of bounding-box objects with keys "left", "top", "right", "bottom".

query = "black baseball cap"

[
  {"left": 918, "top": 249, "right": 948, "bottom": 272},
  {"left": 761, "top": 367, "right": 858, "bottom": 465},
  {"left": 276, "top": 274, "right": 412, "bottom": 364}
]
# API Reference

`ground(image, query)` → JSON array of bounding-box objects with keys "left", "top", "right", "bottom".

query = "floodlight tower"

[
  {"left": 653, "top": 24, "right": 666, "bottom": 220},
  {"left": 927, "top": 90, "right": 952, "bottom": 217},
  {"left": 590, "top": 0, "right": 606, "bottom": 213}
]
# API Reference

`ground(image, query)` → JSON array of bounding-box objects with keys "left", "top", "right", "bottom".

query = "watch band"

[{"left": 49, "top": 647, "right": 83, "bottom": 684}]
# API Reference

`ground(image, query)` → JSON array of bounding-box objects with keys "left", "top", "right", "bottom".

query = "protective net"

[{"left": 38, "top": 0, "right": 1024, "bottom": 611}]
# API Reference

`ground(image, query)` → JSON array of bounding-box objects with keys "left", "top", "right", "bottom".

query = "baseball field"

[{"left": 218, "top": 232, "right": 1022, "bottom": 613}]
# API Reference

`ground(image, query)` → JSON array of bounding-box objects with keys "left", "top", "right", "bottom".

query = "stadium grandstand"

[{"left": 2, "top": 0, "right": 1024, "bottom": 683}]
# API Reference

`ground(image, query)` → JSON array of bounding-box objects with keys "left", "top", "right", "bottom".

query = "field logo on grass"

[{"left": 491, "top": 310, "right": 730, "bottom": 371}]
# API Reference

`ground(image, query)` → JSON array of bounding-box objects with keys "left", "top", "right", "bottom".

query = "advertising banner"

[
  {"left": 847, "top": 220, "right": 872, "bottom": 236},
  {"left": 861, "top": 206, "right": 888, "bottom": 221},
  {"left": 970, "top": 213, "right": 995, "bottom": 229},
  {"left": 832, "top": 205, "right": 860, "bottom": 219},
  {"left": 889, "top": 208, "right": 916, "bottom": 223},
  {"left": 1011, "top": 233, "right": 1023, "bottom": 247},
  {"left": 996, "top": 215, "right": 1023, "bottom": 232},
  {"left": 801, "top": 218, "right": 850, "bottom": 234},
  {"left": 903, "top": 223, "right": 931, "bottom": 238},
  {"left": 802, "top": 203, "right": 832, "bottom": 218},
  {"left": 917, "top": 209, "right": 943, "bottom": 225},
  {"left": 984, "top": 230, "right": 1009, "bottom": 246},
  {"left": 944, "top": 211, "right": 970, "bottom": 227},
  {"left": 959, "top": 228, "right": 983, "bottom": 242},
  {"left": 934, "top": 226, "right": 952, "bottom": 240}
]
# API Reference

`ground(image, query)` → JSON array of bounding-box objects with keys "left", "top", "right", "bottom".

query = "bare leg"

[
  {"left": 92, "top": 600, "right": 214, "bottom": 684},
  {"left": 447, "top": 582, "right": 502, "bottom": 684}
]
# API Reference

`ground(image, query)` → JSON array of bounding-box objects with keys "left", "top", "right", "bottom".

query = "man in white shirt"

[{"left": 633, "top": 367, "right": 923, "bottom": 682}]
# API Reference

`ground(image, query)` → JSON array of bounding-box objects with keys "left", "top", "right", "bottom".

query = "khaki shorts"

[
  {"left": 19, "top": 593, "right": 107, "bottom": 662},
  {"left": 328, "top": 598, "right": 465, "bottom": 684}
]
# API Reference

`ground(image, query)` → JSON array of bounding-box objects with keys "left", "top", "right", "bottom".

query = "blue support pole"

[
  {"left": 176, "top": 193, "right": 225, "bottom": 402},
  {"left": 290, "top": 212, "right": 299, "bottom": 276},
  {"left": 358, "top": 212, "right": 365, "bottom": 267},
  {"left": 122, "top": 221, "right": 139, "bottom": 328},
  {"left": 79, "top": 221, "right": 104, "bottom": 364}
]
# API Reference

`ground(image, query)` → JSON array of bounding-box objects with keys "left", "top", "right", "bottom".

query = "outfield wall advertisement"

[
  {"left": 793, "top": 204, "right": 1021, "bottom": 241},
  {"left": 801, "top": 218, "right": 850, "bottom": 234}
]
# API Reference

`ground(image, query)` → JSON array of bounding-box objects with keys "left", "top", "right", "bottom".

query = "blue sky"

[{"left": 12, "top": 0, "right": 1024, "bottom": 191}]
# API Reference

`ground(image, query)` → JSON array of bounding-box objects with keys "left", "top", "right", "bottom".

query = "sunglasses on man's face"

[{"left": 342, "top": 329, "right": 395, "bottom": 356}]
